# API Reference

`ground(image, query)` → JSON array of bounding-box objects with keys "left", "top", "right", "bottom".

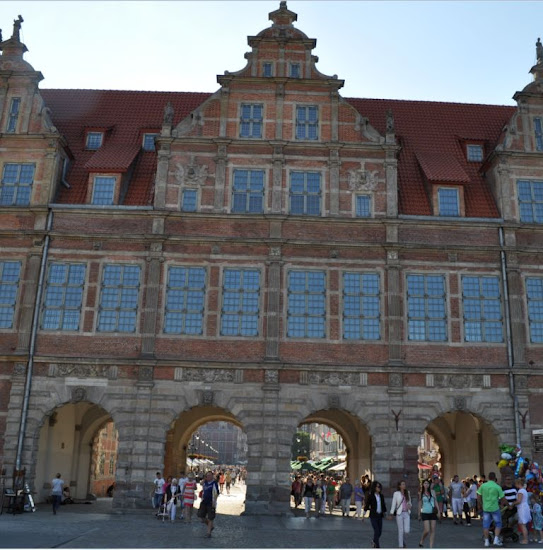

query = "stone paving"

[{"left": 0, "top": 484, "right": 536, "bottom": 548}]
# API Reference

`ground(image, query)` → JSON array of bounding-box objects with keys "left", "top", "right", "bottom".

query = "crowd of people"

[
  {"left": 290, "top": 469, "right": 543, "bottom": 548},
  {"left": 151, "top": 466, "right": 247, "bottom": 538}
]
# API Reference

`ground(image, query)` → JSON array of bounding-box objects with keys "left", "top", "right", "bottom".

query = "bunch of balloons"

[{"left": 498, "top": 444, "right": 543, "bottom": 495}]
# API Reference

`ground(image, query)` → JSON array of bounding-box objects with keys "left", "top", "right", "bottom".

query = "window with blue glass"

[
  {"left": 240, "top": 104, "right": 263, "bottom": 138},
  {"left": 220, "top": 269, "right": 260, "bottom": 336},
  {"left": 343, "top": 272, "right": 380, "bottom": 340},
  {"left": 97, "top": 265, "right": 141, "bottom": 332},
  {"left": 0, "top": 261, "right": 21, "bottom": 329},
  {"left": 42, "top": 263, "right": 86, "bottom": 331},
  {"left": 6, "top": 98, "right": 20, "bottom": 133},
  {"left": 466, "top": 144, "right": 483, "bottom": 162},
  {"left": 0, "top": 163, "right": 35, "bottom": 206},
  {"left": 438, "top": 188, "right": 460, "bottom": 216},
  {"left": 142, "top": 133, "right": 158, "bottom": 151},
  {"left": 287, "top": 271, "right": 326, "bottom": 338},
  {"left": 232, "top": 170, "right": 264, "bottom": 213},
  {"left": 295, "top": 106, "right": 318, "bottom": 140},
  {"left": 182, "top": 189, "right": 198, "bottom": 212},
  {"left": 289, "top": 171, "right": 321, "bottom": 216},
  {"left": 526, "top": 277, "right": 543, "bottom": 343},
  {"left": 518, "top": 180, "right": 543, "bottom": 223},
  {"left": 86, "top": 132, "right": 103, "bottom": 149},
  {"left": 290, "top": 63, "right": 300, "bottom": 78},
  {"left": 462, "top": 276, "right": 503, "bottom": 342},
  {"left": 263, "top": 62, "right": 273, "bottom": 77},
  {"left": 356, "top": 195, "right": 371, "bottom": 218},
  {"left": 164, "top": 266, "right": 206, "bottom": 335},
  {"left": 92, "top": 176, "right": 116, "bottom": 205},
  {"left": 407, "top": 274, "right": 447, "bottom": 341},
  {"left": 535, "top": 118, "right": 543, "bottom": 151}
]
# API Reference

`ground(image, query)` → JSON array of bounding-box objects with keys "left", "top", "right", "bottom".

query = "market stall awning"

[{"left": 327, "top": 461, "right": 346, "bottom": 471}]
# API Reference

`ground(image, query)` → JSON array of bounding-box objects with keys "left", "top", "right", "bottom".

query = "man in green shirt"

[{"left": 477, "top": 472, "right": 508, "bottom": 547}]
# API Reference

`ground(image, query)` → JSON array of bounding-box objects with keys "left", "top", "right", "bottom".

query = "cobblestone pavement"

[{"left": 0, "top": 484, "right": 535, "bottom": 548}]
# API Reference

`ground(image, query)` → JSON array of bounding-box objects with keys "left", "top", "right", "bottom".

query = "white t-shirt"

[
  {"left": 178, "top": 476, "right": 188, "bottom": 494},
  {"left": 154, "top": 477, "right": 165, "bottom": 494},
  {"left": 51, "top": 478, "right": 64, "bottom": 496}
]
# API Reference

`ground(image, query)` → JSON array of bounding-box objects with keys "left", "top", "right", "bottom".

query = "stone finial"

[
  {"left": 12, "top": 15, "right": 23, "bottom": 41},
  {"left": 163, "top": 102, "right": 174, "bottom": 125},
  {"left": 269, "top": 1, "right": 297, "bottom": 26},
  {"left": 386, "top": 109, "right": 395, "bottom": 134},
  {"left": 537, "top": 37, "right": 543, "bottom": 65}
]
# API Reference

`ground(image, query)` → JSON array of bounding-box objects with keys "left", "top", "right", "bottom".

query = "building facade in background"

[{"left": 0, "top": 3, "right": 542, "bottom": 513}]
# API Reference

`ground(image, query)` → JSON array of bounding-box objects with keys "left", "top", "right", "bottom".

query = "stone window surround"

[
  {"left": 262, "top": 61, "right": 274, "bottom": 77},
  {"left": 239, "top": 103, "right": 264, "bottom": 139},
  {"left": 0, "top": 162, "right": 36, "bottom": 207},
  {"left": 294, "top": 104, "right": 319, "bottom": 141},
  {"left": 0, "top": 260, "right": 22, "bottom": 330},
  {"left": 85, "top": 131, "right": 104, "bottom": 150},
  {"left": 88, "top": 174, "right": 121, "bottom": 206},
  {"left": 181, "top": 187, "right": 199, "bottom": 212},
  {"left": 431, "top": 184, "right": 465, "bottom": 218},
  {"left": 524, "top": 275, "right": 543, "bottom": 344},
  {"left": 6, "top": 97, "right": 21, "bottom": 133},
  {"left": 354, "top": 193, "right": 372, "bottom": 218},
  {"left": 229, "top": 167, "right": 267, "bottom": 214},
  {"left": 287, "top": 168, "right": 323, "bottom": 217},
  {"left": 517, "top": 179, "right": 543, "bottom": 224}
]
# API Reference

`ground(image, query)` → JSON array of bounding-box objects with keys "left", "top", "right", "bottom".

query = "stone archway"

[
  {"left": 298, "top": 409, "right": 372, "bottom": 483},
  {"left": 34, "top": 401, "right": 115, "bottom": 502},
  {"left": 423, "top": 411, "right": 499, "bottom": 482},
  {"left": 164, "top": 405, "right": 244, "bottom": 479}
]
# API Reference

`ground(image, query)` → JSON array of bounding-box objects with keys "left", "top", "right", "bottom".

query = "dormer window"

[
  {"left": 466, "top": 144, "right": 483, "bottom": 162},
  {"left": 142, "top": 133, "right": 159, "bottom": 152},
  {"left": 535, "top": 118, "right": 543, "bottom": 151},
  {"left": 289, "top": 63, "right": 301, "bottom": 78},
  {"left": 6, "top": 98, "right": 21, "bottom": 133},
  {"left": 91, "top": 176, "right": 116, "bottom": 205},
  {"left": 438, "top": 187, "right": 460, "bottom": 217},
  {"left": 86, "top": 132, "right": 104, "bottom": 150},
  {"left": 263, "top": 62, "right": 273, "bottom": 77}
]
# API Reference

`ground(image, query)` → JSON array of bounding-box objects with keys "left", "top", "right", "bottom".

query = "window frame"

[
  {"left": 0, "top": 260, "right": 21, "bottom": 330},
  {"left": 91, "top": 176, "right": 117, "bottom": 205},
  {"left": 526, "top": 276, "right": 543, "bottom": 343},
  {"left": 263, "top": 62, "right": 273, "bottom": 77},
  {"left": 97, "top": 264, "right": 141, "bottom": 333},
  {"left": 286, "top": 269, "right": 326, "bottom": 339},
  {"left": 535, "top": 117, "right": 543, "bottom": 152},
  {"left": 289, "top": 62, "right": 301, "bottom": 78},
  {"left": 0, "top": 163, "right": 35, "bottom": 206},
  {"left": 466, "top": 144, "right": 484, "bottom": 162},
  {"left": 517, "top": 180, "right": 543, "bottom": 224},
  {"left": 461, "top": 275, "right": 504, "bottom": 343},
  {"left": 41, "top": 262, "right": 87, "bottom": 332},
  {"left": 239, "top": 103, "right": 263, "bottom": 139},
  {"left": 355, "top": 194, "right": 372, "bottom": 218},
  {"left": 85, "top": 131, "right": 104, "bottom": 150},
  {"left": 295, "top": 105, "right": 319, "bottom": 141},
  {"left": 6, "top": 98, "right": 21, "bottom": 133},
  {"left": 163, "top": 265, "right": 206, "bottom": 335},
  {"left": 142, "top": 133, "right": 159, "bottom": 151},
  {"left": 289, "top": 170, "right": 322, "bottom": 216},
  {"left": 437, "top": 187, "right": 460, "bottom": 217},
  {"left": 181, "top": 188, "right": 198, "bottom": 212},
  {"left": 406, "top": 273, "right": 448, "bottom": 342},
  {"left": 220, "top": 268, "right": 261, "bottom": 337},
  {"left": 342, "top": 271, "right": 381, "bottom": 340},
  {"left": 231, "top": 169, "right": 265, "bottom": 214}
]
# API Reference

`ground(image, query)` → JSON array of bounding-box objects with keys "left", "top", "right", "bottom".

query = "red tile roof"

[{"left": 41, "top": 89, "right": 516, "bottom": 216}]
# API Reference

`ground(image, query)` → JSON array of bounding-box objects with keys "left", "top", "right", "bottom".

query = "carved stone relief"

[
  {"left": 264, "top": 370, "right": 279, "bottom": 384},
  {"left": 309, "top": 372, "right": 358, "bottom": 386},
  {"left": 328, "top": 395, "right": 340, "bottom": 409},
  {"left": 55, "top": 364, "right": 109, "bottom": 378},
  {"left": 138, "top": 367, "right": 154, "bottom": 382},
  {"left": 13, "top": 363, "right": 26, "bottom": 377},
  {"left": 71, "top": 387, "right": 87, "bottom": 402},
  {"left": 170, "top": 156, "right": 208, "bottom": 186},
  {"left": 183, "top": 368, "right": 234, "bottom": 383},
  {"left": 202, "top": 390, "right": 214, "bottom": 405},
  {"left": 434, "top": 374, "right": 483, "bottom": 389},
  {"left": 389, "top": 373, "right": 403, "bottom": 388},
  {"left": 348, "top": 163, "right": 378, "bottom": 192},
  {"left": 453, "top": 396, "right": 467, "bottom": 411}
]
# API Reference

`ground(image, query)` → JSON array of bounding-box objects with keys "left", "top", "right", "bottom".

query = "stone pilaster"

[
  {"left": 16, "top": 251, "right": 42, "bottom": 353},
  {"left": 141, "top": 247, "right": 163, "bottom": 357},
  {"left": 213, "top": 142, "right": 228, "bottom": 212},
  {"left": 331, "top": 90, "right": 339, "bottom": 142},
  {"left": 385, "top": 153, "right": 398, "bottom": 218},
  {"left": 504, "top": 252, "right": 527, "bottom": 366},
  {"left": 153, "top": 140, "right": 171, "bottom": 210},
  {"left": 265, "top": 251, "right": 282, "bottom": 360},
  {"left": 329, "top": 148, "right": 340, "bottom": 215},
  {"left": 275, "top": 83, "right": 284, "bottom": 141},
  {"left": 271, "top": 143, "right": 284, "bottom": 213},
  {"left": 386, "top": 250, "right": 403, "bottom": 365}
]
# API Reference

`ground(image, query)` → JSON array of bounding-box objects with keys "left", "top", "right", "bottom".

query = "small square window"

[
  {"left": 92, "top": 176, "right": 116, "bottom": 205},
  {"left": 467, "top": 144, "right": 483, "bottom": 162},
  {"left": 263, "top": 62, "right": 273, "bottom": 77},
  {"left": 182, "top": 189, "right": 197, "bottom": 212},
  {"left": 290, "top": 63, "right": 301, "bottom": 78},
  {"left": 86, "top": 132, "right": 104, "bottom": 150},
  {"left": 438, "top": 188, "right": 460, "bottom": 217},
  {"left": 142, "top": 133, "right": 158, "bottom": 151}
]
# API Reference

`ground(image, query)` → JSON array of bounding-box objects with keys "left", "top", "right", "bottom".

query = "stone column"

[
  {"left": 213, "top": 142, "right": 228, "bottom": 212},
  {"left": 329, "top": 148, "right": 340, "bottom": 216},
  {"left": 275, "top": 83, "right": 284, "bottom": 141},
  {"left": 154, "top": 140, "right": 172, "bottom": 210},
  {"left": 16, "top": 251, "right": 42, "bottom": 352},
  {"left": 504, "top": 250, "right": 527, "bottom": 366},
  {"left": 219, "top": 86, "right": 229, "bottom": 138},
  {"left": 385, "top": 153, "right": 399, "bottom": 218},
  {"left": 331, "top": 90, "right": 339, "bottom": 142},
  {"left": 271, "top": 144, "right": 284, "bottom": 213},
  {"left": 386, "top": 250, "right": 403, "bottom": 365}
]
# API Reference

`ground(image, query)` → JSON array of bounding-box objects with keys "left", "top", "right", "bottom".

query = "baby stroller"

[
  {"left": 156, "top": 499, "right": 169, "bottom": 523},
  {"left": 489, "top": 506, "right": 520, "bottom": 544}
]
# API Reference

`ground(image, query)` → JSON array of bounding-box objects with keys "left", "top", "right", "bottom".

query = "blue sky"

[{"left": 2, "top": 1, "right": 542, "bottom": 105}]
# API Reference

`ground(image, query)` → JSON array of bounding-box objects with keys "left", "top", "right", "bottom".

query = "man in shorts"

[
  {"left": 477, "top": 472, "right": 508, "bottom": 547},
  {"left": 198, "top": 471, "right": 219, "bottom": 538}
]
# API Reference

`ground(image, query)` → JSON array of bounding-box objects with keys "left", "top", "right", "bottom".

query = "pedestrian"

[
  {"left": 339, "top": 477, "right": 353, "bottom": 517},
  {"left": 314, "top": 480, "right": 324, "bottom": 518},
  {"left": 183, "top": 472, "right": 197, "bottom": 523},
  {"left": 197, "top": 471, "right": 219, "bottom": 538},
  {"left": 511, "top": 477, "right": 532, "bottom": 545},
  {"left": 165, "top": 478, "right": 181, "bottom": 523},
  {"left": 530, "top": 492, "right": 543, "bottom": 543},
  {"left": 51, "top": 473, "right": 64, "bottom": 515},
  {"left": 219, "top": 471, "right": 225, "bottom": 493},
  {"left": 418, "top": 478, "right": 437, "bottom": 548},
  {"left": 302, "top": 476, "right": 316, "bottom": 518},
  {"left": 326, "top": 476, "right": 337, "bottom": 514},
  {"left": 354, "top": 480, "right": 365, "bottom": 519},
  {"left": 430, "top": 475, "right": 445, "bottom": 522},
  {"left": 320, "top": 476, "right": 327, "bottom": 516},
  {"left": 477, "top": 471, "right": 507, "bottom": 547},
  {"left": 364, "top": 480, "right": 387, "bottom": 548},
  {"left": 467, "top": 478, "right": 478, "bottom": 518},
  {"left": 460, "top": 480, "right": 471, "bottom": 526},
  {"left": 448, "top": 474, "right": 463, "bottom": 524},
  {"left": 152, "top": 471, "right": 165, "bottom": 510},
  {"left": 225, "top": 470, "right": 232, "bottom": 495},
  {"left": 291, "top": 475, "right": 303, "bottom": 508},
  {"left": 390, "top": 480, "right": 412, "bottom": 548},
  {"left": 501, "top": 474, "right": 517, "bottom": 528}
]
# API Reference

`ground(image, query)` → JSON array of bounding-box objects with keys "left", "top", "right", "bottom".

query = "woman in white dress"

[{"left": 511, "top": 478, "right": 532, "bottom": 544}]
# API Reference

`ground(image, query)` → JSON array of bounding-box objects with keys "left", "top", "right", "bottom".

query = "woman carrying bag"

[
  {"left": 364, "top": 481, "right": 387, "bottom": 548},
  {"left": 418, "top": 479, "right": 438, "bottom": 548},
  {"left": 390, "top": 480, "right": 412, "bottom": 548}
]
